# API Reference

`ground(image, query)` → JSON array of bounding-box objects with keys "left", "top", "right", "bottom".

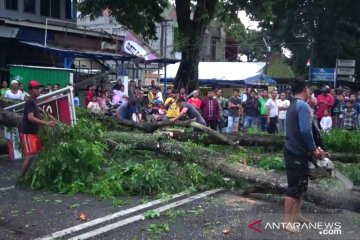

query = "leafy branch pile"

[
  {"left": 22, "top": 117, "right": 232, "bottom": 199},
  {"left": 322, "top": 129, "right": 360, "bottom": 153}
]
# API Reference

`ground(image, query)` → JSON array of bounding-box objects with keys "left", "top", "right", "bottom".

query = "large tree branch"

[{"left": 106, "top": 132, "right": 360, "bottom": 213}]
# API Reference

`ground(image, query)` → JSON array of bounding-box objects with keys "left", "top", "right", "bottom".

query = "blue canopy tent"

[{"left": 157, "top": 62, "right": 277, "bottom": 86}]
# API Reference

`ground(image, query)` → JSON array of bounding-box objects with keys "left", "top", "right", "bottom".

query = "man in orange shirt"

[
  {"left": 188, "top": 89, "right": 202, "bottom": 110},
  {"left": 316, "top": 86, "right": 334, "bottom": 128}
]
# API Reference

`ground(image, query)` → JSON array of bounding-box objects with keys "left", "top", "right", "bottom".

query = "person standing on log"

[
  {"left": 242, "top": 90, "right": 259, "bottom": 131},
  {"left": 18, "top": 81, "right": 56, "bottom": 177},
  {"left": 284, "top": 79, "right": 326, "bottom": 233},
  {"left": 227, "top": 89, "right": 242, "bottom": 134},
  {"left": 277, "top": 92, "right": 290, "bottom": 132},
  {"left": 214, "top": 89, "right": 228, "bottom": 132},
  {"left": 171, "top": 97, "right": 206, "bottom": 125},
  {"left": 201, "top": 90, "right": 220, "bottom": 130},
  {"left": 266, "top": 90, "right": 279, "bottom": 134},
  {"left": 258, "top": 90, "right": 269, "bottom": 132}
]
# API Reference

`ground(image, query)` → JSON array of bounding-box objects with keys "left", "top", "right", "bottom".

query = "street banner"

[
  {"left": 311, "top": 68, "right": 335, "bottom": 82},
  {"left": 122, "top": 31, "right": 159, "bottom": 60}
]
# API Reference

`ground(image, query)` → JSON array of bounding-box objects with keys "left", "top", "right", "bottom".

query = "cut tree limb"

[
  {"left": 105, "top": 132, "right": 360, "bottom": 213},
  {"left": 85, "top": 113, "right": 244, "bottom": 150},
  {"left": 161, "top": 131, "right": 360, "bottom": 163},
  {"left": 0, "top": 98, "right": 21, "bottom": 109}
]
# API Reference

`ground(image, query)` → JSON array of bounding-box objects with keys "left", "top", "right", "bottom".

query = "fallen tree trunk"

[
  {"left": 162, "top": 131, "right": 360, "bottom": 163},
  {"left": 162, "top": 131, "right": 284, "bottom": 147},
  {"left": 105, "top": 132, "right": 360, "bottom": 213},
  {"left": 85, "top": 113, "right": 244, "bottom": 150},
  {"left": 0, "top": 98, "right": 21, "bottom": 109},
  {"left": 0, "top": 110, "right": 22, "bottom": 128}
]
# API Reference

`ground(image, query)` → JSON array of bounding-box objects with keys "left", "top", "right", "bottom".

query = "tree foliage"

[
  {"left": 78, "top": 0, "right": 252, "bottom": 92},
  {"left": 224, "top": 18, "right": 266, "bottom": 62},
  {"left": 78, "top": 0, "right": 169, "bottom": 40},
  {"left": 249, "top": 0, "right": 360, "bottom": 76}
]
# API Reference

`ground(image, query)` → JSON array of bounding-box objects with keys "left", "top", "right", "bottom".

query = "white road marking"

[
  {"left": 68, "top": 188, "right": 223, "bottom": 240},
  {"left": 0, "top": 185, "right": 15, "bottom": 192},
  {"left": 35, "top": 191, "right": 189, "bottom": 240}
]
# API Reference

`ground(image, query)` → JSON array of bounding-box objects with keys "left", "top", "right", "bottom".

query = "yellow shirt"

[
  {"left": 148, "top": 92, "right": 155, "bottom": 108},
  {"left": 165, "top": 97, "right": 179, "bottom": 118}
]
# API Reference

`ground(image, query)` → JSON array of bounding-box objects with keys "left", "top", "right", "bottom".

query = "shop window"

[
  {"left": 24, "top": 0, "right": 35, "bottom": 13},
  {"left": 65, "top": 0, "right": 73, "bottom": 20},
  {"left": 40, "top": 0, "right": 60, "bottom": 18},
  {"left": 6, "top": 0, "right": 18, "bottom": 10}
]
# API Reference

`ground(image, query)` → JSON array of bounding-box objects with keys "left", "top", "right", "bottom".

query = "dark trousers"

[
  {"left": 206, "top": 120, "right": 218, "bottom": 131},
  {"left": 267, "top": 116, "right": 278, "bottom": 134},
  {"left": 259, "top": 116, "right": 267, "bottom": 132},
  {"left": 217, "top": 118, "right": 225, "bottom": 132}
]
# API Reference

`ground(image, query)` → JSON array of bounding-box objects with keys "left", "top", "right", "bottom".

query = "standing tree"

[
  {"left": 250, "top": 0, "right": 360, "bottom": 77},
  {"left": 79, "top": 0, "right": 261, "bottom": 92}
]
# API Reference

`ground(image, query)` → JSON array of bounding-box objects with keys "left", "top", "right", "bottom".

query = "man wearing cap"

[
  {"left": 18, "top": 81, "right": 56, "bottom": 177},
  {"left": 4, "top": 80, "right": 24, "bottom": 100}
]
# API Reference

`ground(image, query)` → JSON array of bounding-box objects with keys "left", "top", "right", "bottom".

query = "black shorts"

[{"left": 284, "top": 149, "right": 310, "bottom": 198}]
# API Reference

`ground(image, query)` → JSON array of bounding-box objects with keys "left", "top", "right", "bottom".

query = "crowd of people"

[
  {"left": 0, "top": 79, "right": 77, "bottom": 103},
  {"left": 1, "top": 78, "right": 359, "bottom": 134},
  {"left": 1, "top": 80, "right": 29, "bottom": 101},
  {"left": 84, "top": 79, "right": 360, "bottom": 134}
]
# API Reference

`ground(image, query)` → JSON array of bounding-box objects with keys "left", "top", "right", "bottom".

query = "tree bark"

[
  {"left": 0, "top": 98, "right": 21, "bottom": 109},
  {"left": 0, "top": 110, "right": 22, "bottom": 128},
  {"left": 174, "top": 0, "right": 218, "bottom": 93},
  {"left": 162, "top": 131, "right": 360, "bottom": 163},
  {"left": 163, "top": 131, "right": 284, "bottom": 147},
  {"left": 105, "top": 132, "right": 360, "bottom": 213}
]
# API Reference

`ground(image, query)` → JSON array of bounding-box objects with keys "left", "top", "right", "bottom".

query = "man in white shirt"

[
  {"left": 116, "top": 85, "right": 129, "bottom": 120},
  {"left": 4, "top": 80, "right": 24, "bottom": 100},
  {"left": 277, "top": 92, "right": 290, "bottom": 132},
  {"left": 266, "top": 90, "right": 279, "bottom": 134},
  {"left": 19, "top": 83, "right": 30, "bottom": 100},
  {"left": 154, "top": 88, "right": 164, "bottom": 104}
]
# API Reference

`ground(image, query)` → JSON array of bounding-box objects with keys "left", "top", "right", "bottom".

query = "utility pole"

[
  {"left": 309, "top": 39, "right": 314, "bottom": 82},
  {"left": 160, "top": 22, "right": 164, "bottom": 57},
  {"left": 164, "top": 22, "right": 167, "bottom": 59},
  {"left": 263, "top": 37, "right": 271, "bottom": 75}
]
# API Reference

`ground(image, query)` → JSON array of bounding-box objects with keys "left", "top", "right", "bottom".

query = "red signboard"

[{"left": 39, "top": 95, "right": 72, "bottom": 125}]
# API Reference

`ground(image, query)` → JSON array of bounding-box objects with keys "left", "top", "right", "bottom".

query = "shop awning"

[
  {"left": 19, "top": 41, "right": 136, "bottom": 61},
  {"left": 0, "top": 26, "right": 19, "bottom": 38},
  {"left": 156, "top": 62, "right": 277, "bottom": 86}
]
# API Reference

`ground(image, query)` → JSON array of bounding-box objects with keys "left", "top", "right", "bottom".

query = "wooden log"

[
  {"left": 0, "top": 98, "right": 21, "bottom": 109},
  {"left": 162, "top": 131, "right": 284, "bottom": 147},
  {"left": 0, "top": 110, "right": 22, "bottom": 128},
  {"left": 105, "top": 132, "right": 360, "bottom": 213},
  {"left": 162, "top": 131, "right": 360, "bottom": 163}
]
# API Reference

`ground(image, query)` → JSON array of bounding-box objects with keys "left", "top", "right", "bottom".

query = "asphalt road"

[{"left": 1, "top": 158, "right": 359, "bottom": 240}]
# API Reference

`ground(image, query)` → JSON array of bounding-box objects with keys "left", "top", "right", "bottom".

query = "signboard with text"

[
  {"left": 4, "top": 87, "right": 76, "bottom": 160},
  {"left": 39, "top": 96, "right": 72, "bottom": 125},
  {"left": 311, "top": 68, "right": 335, "bottom": 82},
  {"left": 337, "top": 67, "right": 355, "bottom": 76},
  {"left": 337, "top": 59, "right": 356, "bottom": 67}
]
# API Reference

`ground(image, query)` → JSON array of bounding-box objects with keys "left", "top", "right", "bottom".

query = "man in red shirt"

[
  {"left": 188, "top": 90, "right": 202, "bottom": 110},
  {"left": 316, "top": 86, "right": 334, "bottom": 128}
]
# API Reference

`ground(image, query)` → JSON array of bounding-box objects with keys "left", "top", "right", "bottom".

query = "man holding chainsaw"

[{"left": 284, "top": 79, "right": 327, "bottom": 233}]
